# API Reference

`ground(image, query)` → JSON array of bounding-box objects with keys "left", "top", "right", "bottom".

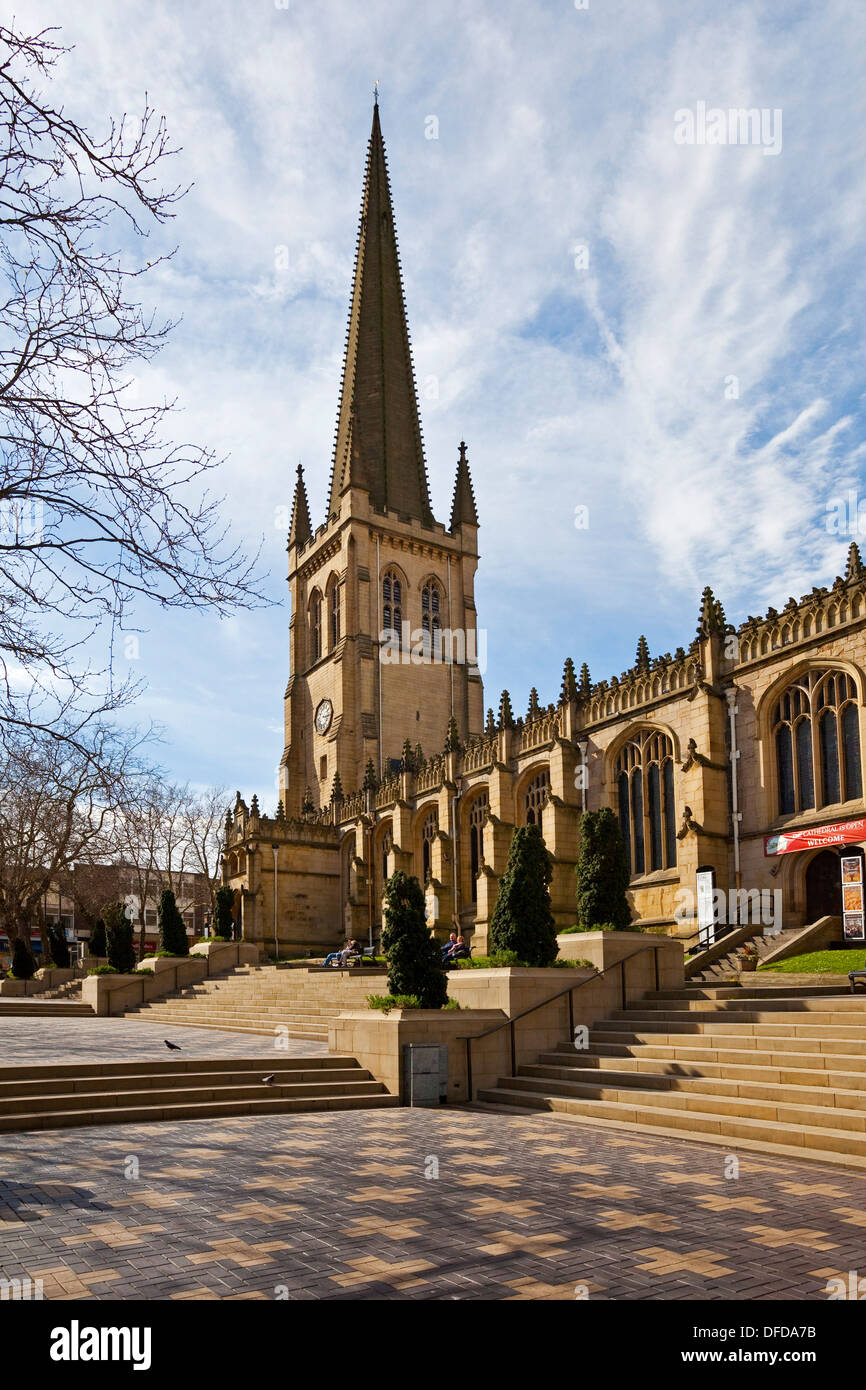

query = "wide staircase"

[
  {"left": 0, "top": 1055, "right": 397, "bottom": 1132},
  {"left": 688, "top": 926, "right": 804, "bottom": 982},
  {"left": 124, "top": 962, "right": 387, "bottom": 1042},
  {"left": 0, "top": 998, "right": 93, "bottom": 1018},
  {"left": 477, "top": 983, "right": 866, "bottom": 1167}
]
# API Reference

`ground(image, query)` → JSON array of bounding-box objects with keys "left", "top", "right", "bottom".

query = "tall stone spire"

[
  {"left": 289, "top": 463, "right": 312, "bottom": 548},
  {"left": 327, "top": 103, "right": 433, "bottom": 526},
  {"left": 449, "top": 440, "right": 479, "bottom": 531}
]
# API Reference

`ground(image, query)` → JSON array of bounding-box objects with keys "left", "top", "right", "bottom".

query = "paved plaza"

[
  {"left": 0, "top": 1016, "right": 327, "bottom": 1065},
  {"left": 2, "top": 1097, "right": 866, "bottom": 1300}
]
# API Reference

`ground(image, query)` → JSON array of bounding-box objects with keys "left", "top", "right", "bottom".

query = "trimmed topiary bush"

[
  {"left": 381, "top": 871, "right": 448, "bottom": 1009},
  {"left": 214, "top": 885, "right": 236, "bottom": 942},
  {"left": 575, "top": 807, "right": 634, "bottom": 931},
  {"left": 489, "top": 823, "right": 558, "bottom": 966},
  {"left": 89, "top": 918, "right": 107, "bottom": 957},
  {"left": 102, "top": 901, "right": 136, "bottom": 974},
  {"left": 157, "top": 889, "right": 189, "bottom": 956},
  {"left": 47, "top": 924, "right": 70, "bottom": 970},
  {"left": 11, "top": 936, "right": 36, "bottom": 980}
]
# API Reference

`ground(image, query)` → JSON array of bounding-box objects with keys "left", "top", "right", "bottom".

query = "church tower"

[{"left": 281, "top": 101, "right": 484, "bottom": 815}]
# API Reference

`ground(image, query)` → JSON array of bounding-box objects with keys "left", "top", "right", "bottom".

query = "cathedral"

[{"left": 223, "top": 102, "right": 866, "bottom": 955}]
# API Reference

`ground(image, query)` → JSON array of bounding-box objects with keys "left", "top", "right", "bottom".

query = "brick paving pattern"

[
  {"left": 3, "top": 1105, "right": 866, "bottom": 1300},
  {"left": 0, "top": 1016, "right": 327, "bottom": 1065}
]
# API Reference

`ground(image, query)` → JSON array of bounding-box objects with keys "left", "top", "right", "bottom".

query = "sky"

[{"left": 11, "top": 0, "right": 866, "bottom": 809}]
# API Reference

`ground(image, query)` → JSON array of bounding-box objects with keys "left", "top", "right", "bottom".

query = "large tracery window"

[
  {"left": 524, "top": 769, "right": 550, "bottom": 826},
  {"left": 616, "top": 730, "right": 677, "bottom": 877},
  {"left": 420, "top": 808, "right": 438, "bottom": 883},
  {"left": 468, "top": 791, "right": 489, "bottom": 903},
  {"left": 773, "top": 669, "right": 862, "bottom": 815},
  {"left": 382, "top": 570, "right": 403, "bottom": 649}
]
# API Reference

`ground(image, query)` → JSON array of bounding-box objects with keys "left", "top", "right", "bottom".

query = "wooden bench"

[{"left": 849, "top": 970, "right": 866, "bottom": 993}]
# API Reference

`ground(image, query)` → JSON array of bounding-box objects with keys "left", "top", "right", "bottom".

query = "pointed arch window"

[
  {"left": 380, "top": 825, "right": 393, "bottom": 891},
  {"left": 421, "top": 579, "right": 443, "bottom": 657},
  {"left": 420, "top": 808, "right": 438, "bottom": 884},
  {"left": 615, "top": 730, "right": 677, "bottom": 876},
  {"left": 468, "top": 791, "right": 489, "bottom": 903},
  {"left": 771, "top": 669, "right": 862, "bottom": 814},
  {"left": 310, "top": 590, "right": 322, "bottom": 664},
  {"left": 328, "top": 578, "right": 340, "bottom": 650},
  {"left": 382, "top": 570, "right": 403, "bottom": 649},
  {"left": 524, "top": 769, "right": 550, "bottom": 826}
]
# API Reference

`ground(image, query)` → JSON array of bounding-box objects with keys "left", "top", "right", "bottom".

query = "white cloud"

[{"left": 8, "top": 0, "right": 866, "bottom": 791}]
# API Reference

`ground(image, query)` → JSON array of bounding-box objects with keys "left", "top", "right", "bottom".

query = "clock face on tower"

[{"left": 315, "top": 699, "right": 333, "bottom": 736}]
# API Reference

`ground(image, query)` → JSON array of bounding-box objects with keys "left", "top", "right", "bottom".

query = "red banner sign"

[{"left": 764, "top": 819, "right": 866, "bottom": 857}]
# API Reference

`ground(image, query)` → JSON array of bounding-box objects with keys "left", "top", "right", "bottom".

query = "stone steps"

[
  {"left": 130, "top": 1012, "right": 329, "bottom": 1039},
  {"left": 534, "top": 1047, "right": 866, "bottom": 1088},
  {"left": 0, "top": 1055, "right": 397, "bottom": 1132},
  {"left": 0, "top": 1000, "right": 93, "bottom": 1017},
  {"left": 477, "top": 985, "right": 866, "bottom": 1165},
  {"left": 689, "top": 927, "right": 804, "bottom": 983},
  {"left": 123, "top": 961, "right": 381, "bottom": 1039}
]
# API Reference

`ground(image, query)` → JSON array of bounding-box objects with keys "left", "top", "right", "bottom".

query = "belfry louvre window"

[
  {"left": 329, "top": 580, "right": 340, "bottom": 649},
  {"left": 773, "top": 669, "right": 863, "bottom": 815},
  {"left": 421, "top": 579, "right": 442, "bottom": 654},
  {"left": 382, "top": 570, "right": 402, "bottom": 648},
  {"left": 310, "top": 591, "right": 322, "bottom": 664},
  {"left": 524, "top": 769, "right": 550, "bottom": 826},
  {"left": 616, "top": 730, "right": 677, "bottom": 876}
]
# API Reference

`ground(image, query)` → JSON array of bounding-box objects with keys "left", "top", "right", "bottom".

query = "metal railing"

[{"left": 458, "top": 940, "right": 667, "bottom": 1102}]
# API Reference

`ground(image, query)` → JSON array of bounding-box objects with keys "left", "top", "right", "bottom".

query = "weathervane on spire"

[{"left": 373, "top": 79, "right": 379, "bottom": 106}]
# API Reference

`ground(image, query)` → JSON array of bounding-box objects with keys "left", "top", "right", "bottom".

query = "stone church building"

[{"left": 224, "top": 103, "right": 866, "bottom": 955}]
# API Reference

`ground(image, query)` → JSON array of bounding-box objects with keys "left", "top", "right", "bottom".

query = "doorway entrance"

[{"left": 805, "top": 849, "right": 843, "bottom": 922}]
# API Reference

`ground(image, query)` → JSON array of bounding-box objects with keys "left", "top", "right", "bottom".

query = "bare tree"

[
  {"left": 0, "top": 717, "right": 146, "bottom": 958},
  {"left": 111, "top": 772, "right": 164, "bottom": 959},
  {"left": 0, "top": 24, "right": 265, "bottom": 736},
  {"left": 182, "top": 785, "right": 229, "bottom": 918}
]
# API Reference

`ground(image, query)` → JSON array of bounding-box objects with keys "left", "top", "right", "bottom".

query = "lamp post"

[{"left": 271, "top": 845, "right": 279, "bottom": 963}]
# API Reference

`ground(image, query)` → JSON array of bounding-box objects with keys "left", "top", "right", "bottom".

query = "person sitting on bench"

[
  {"left": 443, "top": 935, "right": 469, "bottom": 966},
  {"left": 323, "top": 939, "right": 360, "bottom": 968},
  {"left": 440, "top": 932, "right": 458, "bottom": 963}
]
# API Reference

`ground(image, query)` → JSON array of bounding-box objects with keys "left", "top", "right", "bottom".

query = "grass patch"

[{"left": 759, "top": 949, "right": 866, "bottom": 975}]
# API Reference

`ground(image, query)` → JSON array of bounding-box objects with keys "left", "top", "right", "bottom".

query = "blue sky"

[{"left": 14, "top": 0, "right": 866, "bottom": 808}]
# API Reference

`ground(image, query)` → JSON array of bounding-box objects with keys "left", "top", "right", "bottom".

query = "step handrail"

[{"left": 457, "top": 940, "right": 667, "bottom": 1102}]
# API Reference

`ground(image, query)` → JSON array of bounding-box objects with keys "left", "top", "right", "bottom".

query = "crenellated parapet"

[
  {"left": 225, "top": 795, "right": 336, "bottom": 848},
  {"left": 583, "top": 649, "right": 703, "bottom": 725},
  {"left": 732, "top": 544, "right": 866, "bottom": 669}
]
